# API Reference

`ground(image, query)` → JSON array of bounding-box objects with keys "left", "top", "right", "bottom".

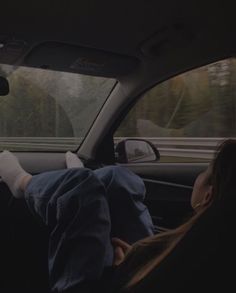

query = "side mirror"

[
  {"left": 0, "top": 76, "right": 9, "bottom": 96},
  {"left": 115, "top": 139, "right": 160, "bottom": 163}
]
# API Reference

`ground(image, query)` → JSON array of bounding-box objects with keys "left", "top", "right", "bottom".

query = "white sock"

[
  {"left": 0, "top": 150, "right": 30, "bottom": 198},
  {"left": 65, "top": 151, "right": 84, "bottom": 168}
]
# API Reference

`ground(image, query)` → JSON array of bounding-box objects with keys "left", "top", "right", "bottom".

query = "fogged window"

[
  {"left": 0, "top": 64, "right": 115, "bottom": 151},
  {"left": 115, "top": 58, "right": 236, "bottom": 162}
]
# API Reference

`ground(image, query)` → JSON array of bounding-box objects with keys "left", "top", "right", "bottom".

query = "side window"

[{"left": 115, "top": 58, "right": 236, "bottom": 162}]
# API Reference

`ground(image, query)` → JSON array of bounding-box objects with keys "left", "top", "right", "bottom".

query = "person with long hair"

[
  {"left": 108, "top": 139, "right": 236, "bottom": 292},
  {"left": 0, "top": 140, "right": 235, "bottom": 293}
]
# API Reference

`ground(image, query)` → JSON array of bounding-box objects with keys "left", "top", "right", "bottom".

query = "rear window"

[{"left": 0, "top": 64, "right": 116, "bottom": 151}]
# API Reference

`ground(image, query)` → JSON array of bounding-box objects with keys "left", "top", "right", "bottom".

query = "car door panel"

[{"left": 120, "top": 163, "right": 208, "bottom": 229}]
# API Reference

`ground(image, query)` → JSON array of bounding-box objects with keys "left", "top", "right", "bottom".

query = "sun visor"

[{"left": 24, "top": 42, "right": 140, "bottom": 77}]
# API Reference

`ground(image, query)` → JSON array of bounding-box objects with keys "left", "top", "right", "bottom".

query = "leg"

[
  {"left": 64, "top": 152, "right": 154, "bottom": 243},
  {"left": 0, "top": 154, "right": 112, "bottom": 293},
  {"left": 0, "top": 150, "right": 32, "bottom": 198},
  {"left": 94, "top": 166, "right": 154, "bottom": 244},
  {"left": 25, "top": 168, "right": 113, "bottom": 293}
]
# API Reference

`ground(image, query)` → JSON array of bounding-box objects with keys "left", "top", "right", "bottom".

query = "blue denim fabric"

[
  {"left": 25, "top": 166, "right": 154, "bottom": 293},
  {"left": 94, "top": 166, "right": 154, "bottom": 243}
]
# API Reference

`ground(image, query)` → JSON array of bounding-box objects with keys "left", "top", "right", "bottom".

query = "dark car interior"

[
  {"left": 119, "top": 196, "right": 235, "bottom": 293},
  {"left": 1, "top": 0, "right": 236, "bottom": 292}
]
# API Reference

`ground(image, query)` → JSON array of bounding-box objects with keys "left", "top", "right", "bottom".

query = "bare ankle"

[{"left": 20, "top": 175, "right": 33, "bottom": 192}]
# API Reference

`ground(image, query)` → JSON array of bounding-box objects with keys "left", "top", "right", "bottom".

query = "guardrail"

[
  {"left": 0, "top": 137, "right": 82, "bottom": 151},
  {"left": 115, "top": 137, "right": 232, "bottom": 148},
  {"left": 0, "top": 137, "right": 234, "bottom": 158},
  {"left": 114, "top": 137, "right": 234, "bottom": 159},
  {"left": 0, "top": 137, "right": 82, "bottom": 144}
]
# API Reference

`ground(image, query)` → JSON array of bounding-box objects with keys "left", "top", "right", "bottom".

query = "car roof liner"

[
  {"left": 140, "top": 22, "right": 196, "bottom": 57},
  {"left": 23, "top": 42, "right": 140, "bottom": 77}
]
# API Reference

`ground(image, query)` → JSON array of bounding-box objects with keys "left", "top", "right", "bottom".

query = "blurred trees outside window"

[{"left": 116, "top": 58, "right": 236, "bottom": 138}]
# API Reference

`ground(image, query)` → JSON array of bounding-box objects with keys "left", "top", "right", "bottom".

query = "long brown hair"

[
  {"left": 211, "top": 139, "right": 236, "bottom": 201},
  {"left": 122, "top": 139, "right": 236, "bottom": 289}
]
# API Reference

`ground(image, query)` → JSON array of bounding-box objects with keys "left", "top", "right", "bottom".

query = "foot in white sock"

[
  {"left": 0, "top": 150, "right": 31, "bottom": 198},
  {"left": 65, "top": 151, "right": 84, "bottom": 168}
]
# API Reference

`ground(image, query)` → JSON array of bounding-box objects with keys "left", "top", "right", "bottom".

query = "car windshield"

[{"left": 0, "top": 64, "right": 116, "bottom": 151}]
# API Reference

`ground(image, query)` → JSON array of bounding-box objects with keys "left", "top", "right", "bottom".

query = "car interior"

[{"left": 0, "top": 0, "right": 236, "bottom": 292}]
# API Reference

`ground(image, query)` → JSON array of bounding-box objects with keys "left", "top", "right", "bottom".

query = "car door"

[
  {"left": 117, "top": 162, "right": 205, "bottom": 230},
  {"left": 112, "top": 58, "right": 235, "bottom": 230}
]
